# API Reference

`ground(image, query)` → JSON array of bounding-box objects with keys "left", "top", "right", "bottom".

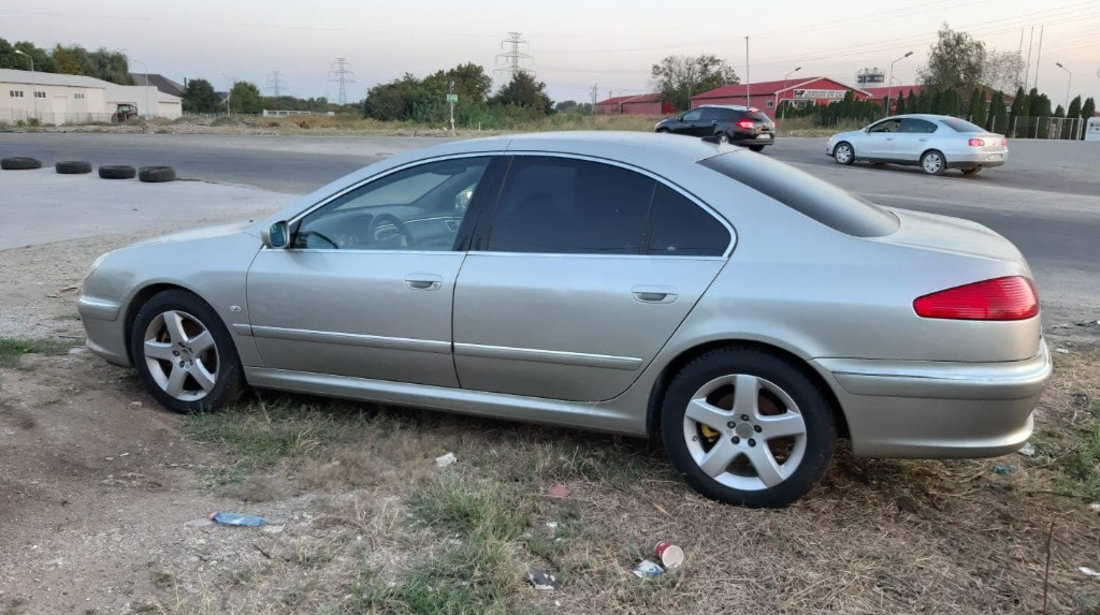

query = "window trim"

[
  {"left": 284, "top": 152, "right": 504, "bottom": 254},
  {"left": 469, "top": 151, "right": 736, "bottom": 259}
]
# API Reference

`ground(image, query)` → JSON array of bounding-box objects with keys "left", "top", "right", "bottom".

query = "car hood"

[
  {"left": 877, "top": 207, "right": 1025, "bottom": 264},
  {"left": 128, "top": 220, "right": 258, "bottom": 249},
  {"left": 829, "top": 130, "right": 862, "bottom": 142}
]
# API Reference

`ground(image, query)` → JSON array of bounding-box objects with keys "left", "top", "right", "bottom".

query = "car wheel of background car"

[
  {"left": 55, "top": 160, "right": 93, "bottom": 174},
  {"left": 98, "top": 164, "right": 136, "bottom": 179},
  {"left": 920, "top": 150, "right": 946, "bottom": 176},
  {"left": 656, "top": 128, "right": 670, "bottom": 133},
  {"left": 961, "top": 166, "right": 982, "bottom": 176},
  {"left": 749, "top": 145, "right": 766, "bottom": 152},
  {"left": 659, "top": 347, "right": 837, "bottom": 508},
  {"left": 138, "top": 165, "right": 177, "bottom": 182},
  {"left": 129, "top": 289, "right": 244, "bottom": 413},
  {"left": 832, "top": 142, "right": 854, "bottom": 165},
  {"left": 718, "top": 133, "right": 731, "bottom": 145},
  {"left": 1, "top": 156, "right": 42, "bottom": 170}
]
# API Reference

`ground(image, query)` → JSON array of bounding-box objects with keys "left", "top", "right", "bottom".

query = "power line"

[
  {"left": 495, "top": 32, "right": 533, "bottom": 79},
  {"left": 265, "top": 70, "right": 285, "bottom": 97},
  {"left": 328, "top": 58, "right": 356, "bottom": 105}
]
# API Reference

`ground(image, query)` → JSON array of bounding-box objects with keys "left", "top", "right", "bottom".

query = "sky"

[{"left": 7, "top": 0, "right": 1100, "bottom": 109}]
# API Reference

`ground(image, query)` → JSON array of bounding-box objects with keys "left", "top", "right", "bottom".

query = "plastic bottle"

[{"left": 209, "top": 511, "right": 265, "bottom": 527}]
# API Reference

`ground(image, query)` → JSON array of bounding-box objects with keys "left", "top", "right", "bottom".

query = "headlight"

[{"left": 85, "top": 251, "right": 111, "bottom": 279}]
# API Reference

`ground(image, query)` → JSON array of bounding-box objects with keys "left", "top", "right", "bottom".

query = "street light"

[
  {"left": 13, "top": 49, "right": 36, "bottom": 122},
  {"left": 886, "top": 51, "right": 913, "bottom": 117},
  {"left": 779, "top": 66, "right": 801, "bottom": 120},
  {"left": 1055, "top": 62, "right": 1071, "bottom": 112},
  {"left": 130, "top": 58, "right": 151, "bottom": 120},
  {"left": 220, "top": 72, "right": 234, "bottom": 117}
]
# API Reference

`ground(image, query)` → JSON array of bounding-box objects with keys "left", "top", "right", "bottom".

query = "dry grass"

[{"left": 165, "top": 345, "right": 1100, "bottom": 615}]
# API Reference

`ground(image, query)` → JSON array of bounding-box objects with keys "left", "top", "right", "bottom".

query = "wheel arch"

[
  {"left": 645, "top": 339, "right": 849, "bottom": 441},
  {"left": 122, "top": 282, "right": 206, "bottom": 364}
]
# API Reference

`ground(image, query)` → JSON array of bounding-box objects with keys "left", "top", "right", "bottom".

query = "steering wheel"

[{"left": 367, "top": 214, "right": 414, "bottom": 248}]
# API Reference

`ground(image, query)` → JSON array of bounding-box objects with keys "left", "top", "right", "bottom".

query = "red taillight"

[
  {"left": 913, "top": 276, "right": 1038, "bottom": 321},
  {"left": 1001, "top": 138, "right": 1008, "bottom": 146},
  {"left": 968, "top": 138, "right": 984, "bottom": 147},
  {"left": 737, "top": 119, "right": 754, "bottom": 130}
]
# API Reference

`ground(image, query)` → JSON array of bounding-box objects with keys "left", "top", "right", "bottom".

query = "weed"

[{"left": 0, "top": 337, "right": 71, "bottom": 368}]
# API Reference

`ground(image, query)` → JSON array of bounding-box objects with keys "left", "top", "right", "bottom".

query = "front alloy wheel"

[
  {"left": 833, "top": 142, "right": 854, "bottom": 165},
  {"left": 661, "top": 348, "right": 837, "bottom": 507},
  {"left": 920, "top": 150, "right": 946, "bottom": 175},
  {"left": 131, "top": 289, "right": 244, "bottom": 413}
]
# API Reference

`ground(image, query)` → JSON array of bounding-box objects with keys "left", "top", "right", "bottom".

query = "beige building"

[{"left": 0, "top": 68, "right": 182, "bottom": 124}]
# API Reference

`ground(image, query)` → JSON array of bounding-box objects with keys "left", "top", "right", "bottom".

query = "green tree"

[
  {"left": 0, "top": 39, "right": 54, "bottom": 72},
  {"left": 229, "top": 81, "right": 263, "bottom": 114},
  {"left": 906, "top": 90, "right": 918, "bottom": 114},
  {"left": 425, "top": 63, "right": 492, "bottom": 105},
  {"left": 182, "top": 78, "right": 220, "bottom": 113},
  {"left": 919, "top": 23, "right": 986, "bottom": 95},
  {"left": 982, "top": 49, "right": 1025, "bottom": 94},
  {"left": 895, "top": 93, "right": 906, "bottom": 115},
  {"left": 363, "top": 74, "right": 419, "bottom": 121},
  {"left": 1064, "top": 95, "right": 1082, "bottom": 139},
  {"left": 493, "top": 72, "right": 552, "bottom": 116},
  {"left": 651, "top": 54, "right": 739, "bottom": 111},
  {"left": 1080, "top": 97, "right": 1096, "bottom": 140},
  {"left": 51, "top": 44, "right": 80, "bottom": 74},
  {"left": 987, "top": 90, "right": 1007, "bottom": 133},
  {"left": 1007, "top": 86, "right": 1027, "bottom": 137},
  {"left": 966, "top": 89, "right": 985, "bottom": 123}
]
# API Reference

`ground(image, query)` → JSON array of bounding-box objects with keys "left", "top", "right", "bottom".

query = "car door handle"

[
  {"left": 885, "top": 137, "right": 893, "bottom": 141},
  {"left": 632, "top": 285, "right": 678, "bottom": 304},
  {"left": 919, "top": 138, "right": 928, "bottom": 142},
  {"left": 405, "top": 274, "right": 443, "bottom": 291}
]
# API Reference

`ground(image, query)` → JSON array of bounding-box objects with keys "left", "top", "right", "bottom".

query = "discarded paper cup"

[{"left": 655, "top": 541, "right": 684, "bottom": 569}]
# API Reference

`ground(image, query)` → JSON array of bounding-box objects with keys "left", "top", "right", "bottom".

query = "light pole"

[
  {"left": 220, "top": 73, "right": 234, "bottom": 117},
  {"left": 1055, "top": 62, "right": 1071, "bottom": 112},
  {"left": 130, "top": 58, "right": 151, "bottom": 119},
  {"left": 13, "top": 49, "right": 36, "bottom": 122},
  {"left": 779, "top": 66, "right": 801, "bottom": 120},
  {"left": 886, "top": 51, "right": 913, "bottom": 117}
]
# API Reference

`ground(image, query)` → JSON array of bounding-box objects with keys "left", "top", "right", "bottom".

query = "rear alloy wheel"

[
  {"left": 718, "top": 133, "right": 732, "bottom": 145},
  {"left": 130, "top": 289, "right": 243, "bottom": 413},
  {"left": 833, "top": 142, "right": 854, "bottom": 165},
  {"left": 660, "top": 348, "right": 836, "bottom": 508},
  {"left": 749, "top": 144, "right": 766, "bottom": 152},
  {"left": 656, "top": 128, "right": 670, "bottom": 133},
  {"left": 920, "top": 150, "right": 946, "bottom": 175},
  {"left": 961, "top": 166, "right": 982, "bottom": 176}
]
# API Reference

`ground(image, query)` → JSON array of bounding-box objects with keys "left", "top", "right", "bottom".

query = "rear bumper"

[
  {"left": 813, "top": 341, "right": 1050, "bottom": 458},
  {"left": 948, "top": 150, "right": 1008, "bottom": 168}
]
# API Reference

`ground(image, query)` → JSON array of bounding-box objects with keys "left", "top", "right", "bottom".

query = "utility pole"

[
  {"left": 266, "top": 70, "right": 285, "bottom": 98},
  {"left": 745, "top": 36, "right": 751, "bottom": 107},
  {"left": 495, "top": 32, "right": 532, "bottom": 80},
  {"left": 448, "top": 79, "right": 456, "bottom": 135},
  {"left": 1033, "top": 25, "right": 1044, "bottom": 91},
  {"left": 328, "top": 58, "right": 356, "bottom": 106},
  {"left": 1024, "top": 26, "right": 1034, "bottom": 92},
  {"left": 591, "top": 83, "right": 598, "bottom": 112}
]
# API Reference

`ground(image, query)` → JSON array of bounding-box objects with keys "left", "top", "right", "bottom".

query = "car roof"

[{"left": 883, "top": 114, "right": 959, "bottom": 122}]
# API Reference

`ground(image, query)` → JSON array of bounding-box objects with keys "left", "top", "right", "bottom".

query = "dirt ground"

[{"left": 2, "top": 228, "right": 1099, "bottom": 614}]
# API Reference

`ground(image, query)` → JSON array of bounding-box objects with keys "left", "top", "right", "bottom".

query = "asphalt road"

[{"left": 2, "top": 132, "right": 1097, "bottom": 326}]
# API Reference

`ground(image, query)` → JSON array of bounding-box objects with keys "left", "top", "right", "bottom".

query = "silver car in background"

[
  {"left": 79, "top": 132, "right": 1049, "bottom": 507},
  {"left": 826, "top": 114, "right": 1008, "bottom": 175}
]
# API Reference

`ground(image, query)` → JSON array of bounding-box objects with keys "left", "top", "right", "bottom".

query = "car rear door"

[
  {"left": 893, "top": 118, "right": 937, "bottom": 162},
  {"left": 245, "top": 155, "right": 502, "bottom": 386},
  {"left": 451, "top": 155, "right": 733, "bottom": 402}
]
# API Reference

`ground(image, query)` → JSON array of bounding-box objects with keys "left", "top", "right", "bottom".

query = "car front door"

[
  {"left": 860, "top": 118, "right": 902, "bottom": 159},
  {"left": 677, "top": 109, "right": 707, "bottom": 136},
  {"left": 245, "top": 155, "right": 500, "bottom": 386},
  {"left": 452, "top": 155, "right": 733, "bottom": 402}
]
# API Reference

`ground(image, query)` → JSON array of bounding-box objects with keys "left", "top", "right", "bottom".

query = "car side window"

[
  {"left": 900, "top": 118, "right": 936, "bottom": 133},
  {"left": 868, "top": 119, "right": 901, "bottom": 133},
  {"left": 485, "top": 157, "right": 654, "bottom": 255},
  {"left": 648, "top": 184, "right": 730, "bottom": 256},
  {"left": 293, "top": 157, "right": 490, "bottom": 251},
  {"left": 682, "top": 109, "right": 702, "bottom": 121},
  {"left": 699, "top": 108, "right": 722, "bottom": 120}
]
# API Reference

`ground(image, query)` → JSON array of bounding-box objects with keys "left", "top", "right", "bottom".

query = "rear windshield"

[
  {"left": 748, "top": 112, "right": 770, "bottom": 122},
  {"left": 940, "top": 117, "right": 985, "bottom": 133},
  {"left": 699, "top": 152, "right": 899, "bottom": 237}
]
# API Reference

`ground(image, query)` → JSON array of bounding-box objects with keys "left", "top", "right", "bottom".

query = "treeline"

[
  {"left": 362, "top": 63, "right": 555, "bottom": 128},
  {"left": 0, "top": 37, "right": 133, "bottom": 85}
]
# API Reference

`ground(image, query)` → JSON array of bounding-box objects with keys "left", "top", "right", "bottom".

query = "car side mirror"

[{"left": 262, "top": 220, "right": 290, "bottom": 249}]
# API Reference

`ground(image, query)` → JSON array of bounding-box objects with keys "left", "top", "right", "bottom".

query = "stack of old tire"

[{"left": 1, "top": 156, "right": 176, "bottom": 182}]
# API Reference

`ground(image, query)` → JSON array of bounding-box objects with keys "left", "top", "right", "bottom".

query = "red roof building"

[
  {"left": 594, "top": 93, "right": 674, "bottom": 116},
  {"left": 691, "top": 77, "right": 870, "bottom": 119}
]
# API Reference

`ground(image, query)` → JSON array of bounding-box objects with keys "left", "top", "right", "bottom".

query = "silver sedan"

[
  {"left": 79, "top": 132, "right": 1049, "bottom": 507},
  {"left": 826, "top": 114, "right": 1009, "bottom": 175}
]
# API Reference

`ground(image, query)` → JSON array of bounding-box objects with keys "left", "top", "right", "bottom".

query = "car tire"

[
  {"left": 138, "top": 165, "right": 176, "bottom": 183},
  {"left": 656, "top": 128, "right": 670, "bottom": 134},
  {"left": 55, "top": 160, "right": 93, "bottom": 174},
  {"left": 99, "top": 164, "right": 136, "bottom": 179},
  {"left": 961, "top": 166, "right": 982, "bottom": 176},
  {"left": 832, "top": 142, "right": 854, "bottom": 165},
  {"left": 749, "top": 144, "right": 766, "bottom": 152},
  {"left": 129, "top": 289, "right": 245, "bottom": 414},
  {"left": 920, "top": 150, "right": 946, "bottom": 176},
  {"left": 1, "top": 156, "right": 42, "bottom": 170},
  {"left": 659, "top": 347, "right": 837, "bottom": 508}
]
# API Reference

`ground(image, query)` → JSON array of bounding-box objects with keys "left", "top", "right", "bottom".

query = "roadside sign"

[{"left": 446, "top": 94, "right": 458, "bottom": 103}]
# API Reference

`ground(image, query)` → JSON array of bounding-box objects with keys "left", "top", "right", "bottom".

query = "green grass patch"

[{"left": 0, "top": 337, "right": 71, "bottom": 368}]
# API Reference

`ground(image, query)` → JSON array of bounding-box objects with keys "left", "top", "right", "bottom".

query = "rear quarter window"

[{"left": 700, "top": 152, "right": 899, "bottom": 238}]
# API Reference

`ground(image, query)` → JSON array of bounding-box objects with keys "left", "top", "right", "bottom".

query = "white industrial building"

[{"left": 0, "top": 68, "right": 182, "bottom": 124}]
